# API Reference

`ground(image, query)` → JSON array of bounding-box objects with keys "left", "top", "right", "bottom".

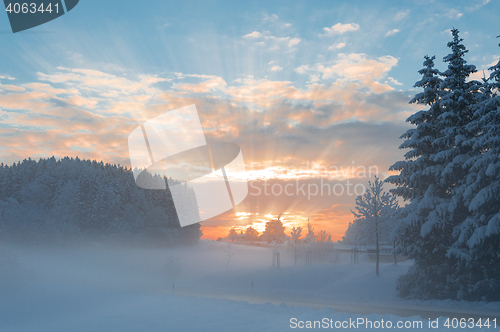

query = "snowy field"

[{"left": 1, "top": 241, "right": 499, "bottom": 331}]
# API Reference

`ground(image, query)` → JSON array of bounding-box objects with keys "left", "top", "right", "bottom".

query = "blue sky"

[
  {"left": 1, "top": 0, "right": 498, "bottom": 87},
  {"left": 0, "top": 0, "right": 499, "bottom": 238}
]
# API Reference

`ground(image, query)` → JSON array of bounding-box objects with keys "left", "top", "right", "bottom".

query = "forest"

[{"left": 0, "top": 157, "right": 202, "bottom": 245}]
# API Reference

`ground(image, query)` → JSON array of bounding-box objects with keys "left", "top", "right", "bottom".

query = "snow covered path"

[
  {"left": 173, "top": 289, "right": 500, "bottom": 320},
  {"left": 0, "top": 284, "right": 483, "bottom": 332}
]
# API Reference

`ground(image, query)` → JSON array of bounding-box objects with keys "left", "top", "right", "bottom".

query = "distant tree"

[
  {"left": 315, "top": 230, "right": 331, "bottom": 243},
  {"left": 223, "top": 243, "right": 235, "bottom": 271},
  {"left": 341, "top": 221, "right": 364, "bottom": 246},
  {"left": 314, "top": 230, "right": 333, "bottom": 260},
  {"left": 289, "top": 226, "right": 302, "bottom": 265},
  {"left": 352, "top": 177, "right": 398, "bottom": 276},
  {"left": 245, "top": 226, "right": 259, "bottom": 242},
  {"left": 261, "top": 215, "right": 287, "bottom": 243},
  {"left": 305, "top": 219, "right": 315, "bottom": 243},
  {"left": 227, "top": 228, "right": 237, "bottom": 242}
]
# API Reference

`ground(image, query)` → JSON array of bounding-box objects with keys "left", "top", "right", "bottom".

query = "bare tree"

[
  {"left": 351, "top": 177, "right": 398, "bottom": 276},
  {"left": 315, "top": 230, "right": 333, "bottom": 260},
  {"left": 305, "top": 219, "right": 315, "bottom": 243},
  {"left": 223, "top": 243, "right": 235, "bottom": 271},
  {"left": 289, "top": 226, "right": 302, "bottom": 265}
]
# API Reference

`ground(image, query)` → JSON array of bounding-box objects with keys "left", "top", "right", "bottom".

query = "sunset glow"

[{"left": 2, "top": 0, "right": 498, "bottom": 246}]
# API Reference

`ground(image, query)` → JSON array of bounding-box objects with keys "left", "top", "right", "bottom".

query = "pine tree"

[
  {"left": 387, "top": 29, "right": 484, "bottom": 299},
  {"left": 448, "top": 35, "right": 500, "bottom": 301}
]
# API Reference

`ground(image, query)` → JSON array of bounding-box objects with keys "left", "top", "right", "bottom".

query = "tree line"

[{"left": 0, "top": 157, "right": 202, "bottom": 245}]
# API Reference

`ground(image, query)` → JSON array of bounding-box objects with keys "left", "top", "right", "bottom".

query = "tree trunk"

[
  {"left": 375, "top": 221, "right": 379, "bottom": 276},
  {"left": 375, "top": 199, "right": 379, "bottom": 277},
  {"left": 294, "top": 245, "right": 297, "bottom": 265}
]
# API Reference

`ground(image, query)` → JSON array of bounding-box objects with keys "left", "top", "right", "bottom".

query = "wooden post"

[{"left": 393, "top": 241, "right": 397, "bottom": 265}]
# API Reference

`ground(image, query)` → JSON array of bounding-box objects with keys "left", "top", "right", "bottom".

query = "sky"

[{"left": 0, "top": 0, "right": 499, "bottom": 240}]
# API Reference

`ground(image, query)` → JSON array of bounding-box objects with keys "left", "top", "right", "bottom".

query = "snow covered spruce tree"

[
  {"left": 386, "top": 29, "right": 500, "bottom": 300},
  {"left": 449, "top": 35, "right": 500, "bottom": 301},
  {"left": 351, "top": 176, "right": 398, "bottom": 276}
]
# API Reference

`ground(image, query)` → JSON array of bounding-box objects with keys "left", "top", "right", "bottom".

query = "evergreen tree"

[
  {"left": 261, "top": 216, "right": 287, "bottom": 243},
  {"left": 387, "top": 29, "right": 489, "bottom": 299},
  {"left": 448, "top": 35, "right": 500, "bottom": 301},
  {"left": 228, "top": 228, "right": 237, "bottom": 241},
  {"left": 244, "top": 226, "right": 259, "bottom": 241}
]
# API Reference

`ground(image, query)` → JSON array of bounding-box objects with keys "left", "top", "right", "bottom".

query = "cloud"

[
  {"left": 270, "top": 66, "right": 283, "bottom": 72},
  {"left": 294, "top": 65, "right": 311, "bottom": 74},
  {"left": 387, "top": 77, "right": 403, "bottom": 86},
  {"left": 262, "top": 13, "right": 292, "bottom": 28},
  {"left": 444, "top": 9, "right": 463, "bottom": 19},
  {"left": 174, "top": 77, "right": 227, "bottom": 93},
  {"left": 394, "top": 9, "right": 410, "bottom": 21},
  {"left": 263, "top": 13, "right": 279, "bottom": 21},
  {"left": 38, "top": 68, "right": 167, "bottom": 97},
  {"left": 0, "top": 75, "right": 16, "bottom": 80},
  {"left": 243, "top": 31, "right": 300, "bottom": 50},
  {"left": 328, "top": 43, "right": 346, "bottom": 50},
  {"left": 294, "top": 53, "right": 398, "bottom": 94},
  {"left": 465, "top": 0, "right": 490, "bottom": 12},
  {"left": 0, "top": 84, "right": 25, "bottom": 92},
  {"left": 385, "top": 29, "right": 400, "bottom": 37},
  {"left": 244, "top": 31, "right": 262, "bottom": 39},
  {"left": 321, "top": 23, "right": 360, "bottom": 36},
  {"left": 0, "top": 64, "right": 412, "bottom": 182},
  {"left": 225, "top": 78, "right": 301, "bottom": 107}
]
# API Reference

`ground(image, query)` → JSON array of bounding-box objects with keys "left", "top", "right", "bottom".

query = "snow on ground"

[
  {"left": 0, "top": 241, "right": 499, "bottom": 331},
  {"left": 0, "top": 284, "right": 459, "bottom": 332}
]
